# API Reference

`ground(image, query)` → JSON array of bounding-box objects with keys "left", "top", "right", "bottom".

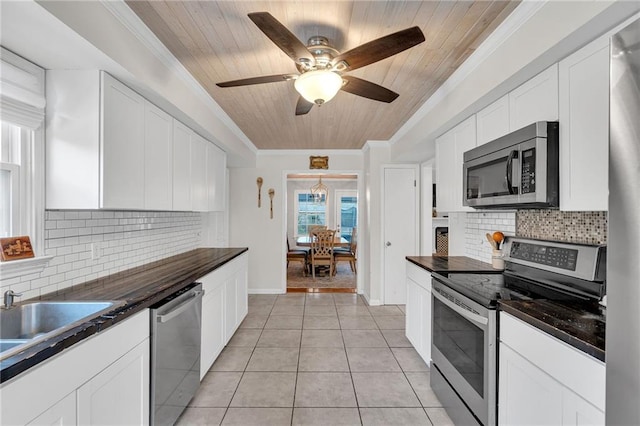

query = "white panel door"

[
  {"left": 207, "top": 142, "right": 226, "bottom": 211},
  {"left": 27, "top": 392, "right": 77, "bottom": 426},
  {"left": 190, "top": 133, "right": 208, "bottom": 212},
  {"left": 77, "top": 339, "right": 150, "bottom": 425},
  {"left": 559, "top": 35, "right": 609, "bottom": 211},
  {"left": 101, "top": 72, "right": 145, "bottom": 209},
  {"left": 172, "top": 120, "right": 192, "bottom": 211},
  {"left": 499, "top": 343, "right": 564, "bottom": 425},
  {"left": 383, "top": 165, "right": 418, "bottom": 305},
  {"left": 200, "top": 282, "right": 225, "bottom": 378},
  {"left": 476, "top": 95, "right": 510, "bottom": 145},
  {"left": 509, "top": 64, "right": 559, "bottom": 130},
  {"left": 144, "top": 101, "right": 173, "bottom": 210}
]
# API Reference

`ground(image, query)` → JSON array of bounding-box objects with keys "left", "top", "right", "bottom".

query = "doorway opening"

[{"left": 286, "top": 173, "right": 358, "bottom": 292}]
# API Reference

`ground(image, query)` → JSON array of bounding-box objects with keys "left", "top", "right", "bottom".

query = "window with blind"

[{"left": 0, "top": 47, "right": 45, "bottom": 254}]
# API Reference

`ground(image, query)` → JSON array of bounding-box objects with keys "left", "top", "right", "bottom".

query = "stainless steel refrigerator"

[{"left": 607, "top": 16, "right": 640, "bottom": 425}]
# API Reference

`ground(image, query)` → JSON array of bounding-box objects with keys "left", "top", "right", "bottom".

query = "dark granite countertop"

[
  {"left": 499, "top": 299, "right": 605, "bottom": 362},
  {"left": 1, "top": 247, "right": 248, "bottom": 383},
  {"left": 406, "top": 255, "right": 502, "bottom": 274}
]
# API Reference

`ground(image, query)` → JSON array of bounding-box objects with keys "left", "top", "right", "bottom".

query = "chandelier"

[{"left": 310, "top": 176, "right": 328, "bottom": 203}]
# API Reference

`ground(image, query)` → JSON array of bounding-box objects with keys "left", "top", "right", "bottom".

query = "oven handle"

[
  {"left": 432, "top": 288, "right": 488, "bottom": 327},
  {"left": 506, "top": 149, "right": 519, "bottom": 195}
]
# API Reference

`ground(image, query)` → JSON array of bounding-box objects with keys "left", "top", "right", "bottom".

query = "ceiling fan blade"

[
  {"left": 248, "top": 12, "right": 316, "bottom": 66},
  {"left": 331, "top": 26, "right": 425, "bottom": 72},
  {"left": 216, "top": 74, "right": 297, "bottom": 88},
  {"left": 295, "top": 97, "right": 314, "bottom": 115},
  {"left": 340, "top": 76, "right": 399, "bottom": 103}
]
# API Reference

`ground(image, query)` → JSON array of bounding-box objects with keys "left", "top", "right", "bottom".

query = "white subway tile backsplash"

[
  {"left": 1, "top": 210, "right": 204, "bottom": 299},
  {"left": 464, "top": 211, "right": 516, "bottom": 263}
]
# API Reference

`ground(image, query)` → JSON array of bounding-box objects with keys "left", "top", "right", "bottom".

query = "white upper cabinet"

[
  {"left": 509, "top": 64, "right": 559, "bottom": 131},
  {"left": 558, "top": 34, "right": 610, "bottom": 211},
  {"left": 144, "top": 101, "right": 173, "bottom": 211},
  {"left": 101, "top": 74, "right": 146, "bottom": 209},
  {"left": 476, "top": 94, "right": 510, "bottom": 146},
  {"left": 435, "top": 115, "right": 476, "bottom": 213},
  {"left": 207, "top": 142, "right": 226, "bottom": 212},
  {"left": 190, "top": 132, "right": 209, "bottom": 212},
  {"left": 46, "top": 71, "right": 146, "bottom": 210},
  {"left": 46, "top": 70, "right": 227, "bottom": 212},
  {"left": 172, "top": 120, "right": 193, "bottom": 211}
]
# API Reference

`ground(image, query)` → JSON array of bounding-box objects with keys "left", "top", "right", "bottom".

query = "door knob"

[{"left": 386, "top": 241, "right": 392, "bottom": 247}]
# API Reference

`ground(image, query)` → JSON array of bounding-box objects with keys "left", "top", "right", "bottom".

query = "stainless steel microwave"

[{"left": 463, "top": 121, "right": 559, "bottom": 209}]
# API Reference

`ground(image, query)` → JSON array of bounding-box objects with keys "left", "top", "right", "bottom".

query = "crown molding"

[
  {"left": 257, "top": 149, "right": 364, "bottom": 157},
  {"left": 389, "top": 0, "right": 547, "bottom": 145},
  {"left": 100, "top": 0, "right": 257, "bottom": 155}
]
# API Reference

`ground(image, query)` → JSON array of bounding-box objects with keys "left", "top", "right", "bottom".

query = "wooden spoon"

[
  {"left": 268, "top": 188, "right": 275, "bottom": 219},
  {"left": 486, "top": 233, "right": 498, "bottom": 250},
  {"left": 256, "top": 177, "right": 263, "bottom": 207}
]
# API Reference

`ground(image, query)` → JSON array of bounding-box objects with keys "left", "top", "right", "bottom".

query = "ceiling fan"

[{"left": 216, "top": 12, "right": 425, "bottom": 116}]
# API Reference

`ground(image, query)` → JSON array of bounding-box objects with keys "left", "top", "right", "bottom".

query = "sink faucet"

[{"left": 3, "top": 290, "right": 22, "bottom": 309}]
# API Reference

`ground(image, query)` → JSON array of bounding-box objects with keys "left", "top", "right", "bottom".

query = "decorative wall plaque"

[
  {"left": 1, "top": 236, "right": 35, "bottom": 261},
  {"left": 309, "top": 156, "right": 329, "bottom": 169}
]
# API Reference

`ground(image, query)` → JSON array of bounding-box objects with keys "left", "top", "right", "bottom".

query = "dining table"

[{"left": 296, "top": 235, "right": 350, "bottom": 247}]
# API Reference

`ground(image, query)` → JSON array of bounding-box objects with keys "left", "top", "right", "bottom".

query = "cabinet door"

[
  {"left": 101, "top": 72, "right": 145, "bottom": 209},
  {"left": 77, "top": 339, "right": 150, "bottom": 425},
  {"left": 224, "top": 277, "right": 238, "bottom": 343},
  {"left": 144, "top": 101, "right": 173, "bottom": 210},
  {"left": 476, "top": 95, "right": 510, "bottom": 146},
  {"left": 435, "top": 131, "right": 456, "bottom": 213},
  {"left": 559, "top": 36, "right": 609, "bottom": 211},
  {"left": 499, "top": 343, "right": 564, "bottom": 425},
  {"left": 201, "top": 283, "right": 225, "bottom": 378},
  {"left": 418, "top": 280, "right": 432, "bottom": 363},
  {"left": 235, "top": 264, "right": 248, "bottom": 322},
  {"left": 191, "top": 133, "right": 208, "bottom": 212},
  {"left": 27, "top": 392, "right": 77, "bottom": 426},
  {"left": 509, "top": 64, "right": 559, "bottom": 131},
  {"left": 453, "top": 116, "right": 477, "bottom": 213},
  {"left": 207, "top": 142, "right": 226, "bottom": 212},
  {"left": 563, "top": 389, "right": 605, "bottom": 426},
  {"left": 172, "top": 120, "right": 192, "bottom": 211},
  {"left": 405, "top": 277, "right": 422, "bottom": 352}
]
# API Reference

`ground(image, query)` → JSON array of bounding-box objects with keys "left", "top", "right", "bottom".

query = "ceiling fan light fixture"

[{"left": 294, "top": 70, "right": 343, "bottom": 105}]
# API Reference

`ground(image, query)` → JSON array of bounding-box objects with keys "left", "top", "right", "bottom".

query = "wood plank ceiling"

[{"left": 126, "top": 1, "right": 519, "bottom": 150}]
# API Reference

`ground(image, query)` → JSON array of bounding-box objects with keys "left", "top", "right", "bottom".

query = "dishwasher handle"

[{"left": 156, "top": 288, "right": 204, "bottom": 324}]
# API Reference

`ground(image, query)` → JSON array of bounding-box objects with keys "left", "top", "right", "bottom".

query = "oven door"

[{"left": 431, "top": 279, "right": 496, "bottom": 425}]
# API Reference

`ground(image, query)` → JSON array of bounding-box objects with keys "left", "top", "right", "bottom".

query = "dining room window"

[{"left": 294, "top": 191, "right": 327, "bottom": 237}]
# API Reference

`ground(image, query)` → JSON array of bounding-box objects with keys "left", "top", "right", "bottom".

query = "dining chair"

[
  {"left": 308, "top": 225, "right": 327, "bottom": 237},
  {"left": 287, "top": 237, "right": 308, "bottom": 276},
  {"left": 334, "top": 227, "right": 357, "bottom": 274},
  {"left": 310, "top": 229, "right": 336, "bottom": 279}
]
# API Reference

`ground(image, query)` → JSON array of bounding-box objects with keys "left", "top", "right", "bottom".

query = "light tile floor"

[{"left": 177, "top": 293, "right": 454, "bottom": 426}]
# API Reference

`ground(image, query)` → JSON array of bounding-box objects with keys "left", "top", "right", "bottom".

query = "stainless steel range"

[{"left": 430, "top": 237, "right": 606, "bottom": 426}]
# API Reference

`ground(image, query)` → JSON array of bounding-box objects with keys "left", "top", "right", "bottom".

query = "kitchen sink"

[{"left": 0, "top": 300, "right": 125, "bottom": 361}]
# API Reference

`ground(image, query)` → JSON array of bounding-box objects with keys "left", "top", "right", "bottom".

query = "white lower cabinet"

[
  {"left": 77, "top": 339, "right": 150, "bottom": 425},
  {"left": 499, "top": 312, "right": 605, "bottom": 426},
  {"left": 27, "top": 391, "right": 77, "bottom": 426},
  {"left": 405, "top": 262, "right": 432, "bottom": 364},
  {"left": 199, "top": 253, "right": 249, "bottom": 378},
  {"left": 0, "top": 310, "right": 150, "bottom": 426}
]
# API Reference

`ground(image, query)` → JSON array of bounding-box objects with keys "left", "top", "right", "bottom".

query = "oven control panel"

[{"left": 509, "top": 241, "right": 578, "bottom": 271}]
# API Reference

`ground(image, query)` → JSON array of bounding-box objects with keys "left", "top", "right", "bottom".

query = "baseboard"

[
  {"left": 248, "top": 288, "right": 285, "bottom": 294},
  {"left": 362, "top": 292, "right": 382, "bottom": 306}
]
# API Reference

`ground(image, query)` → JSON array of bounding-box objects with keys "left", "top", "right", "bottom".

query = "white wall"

[{"left": 229, "top": 151, "right": 363, "bottom": 294}]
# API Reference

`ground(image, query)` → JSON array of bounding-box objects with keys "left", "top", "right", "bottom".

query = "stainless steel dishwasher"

[{"left": 150, "top": 283, "right": 204, "bottom": 426}]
